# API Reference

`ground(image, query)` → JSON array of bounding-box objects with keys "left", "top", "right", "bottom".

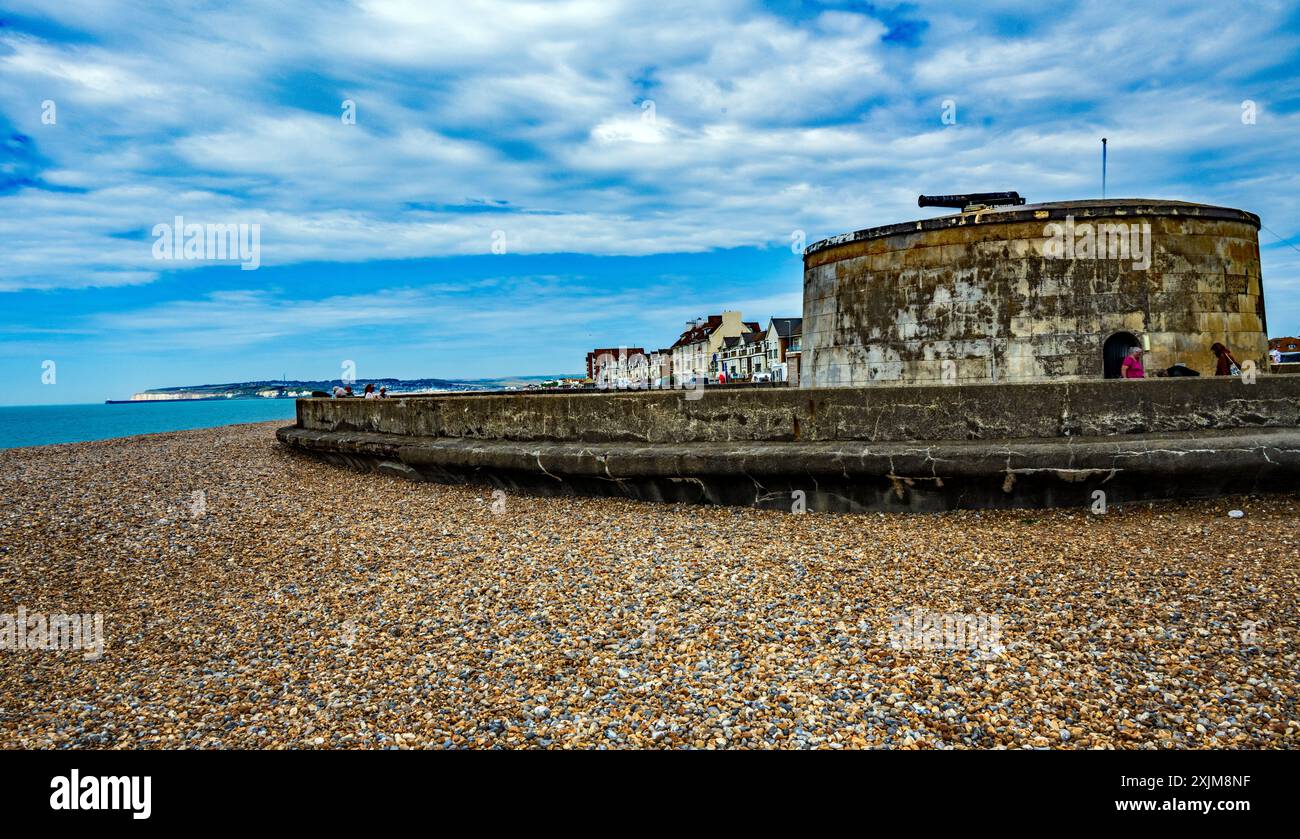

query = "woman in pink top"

[{"left": 1121, "top": 346, "right": 1145, "bottom": 378}]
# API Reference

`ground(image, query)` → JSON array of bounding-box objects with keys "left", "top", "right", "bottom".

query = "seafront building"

[
  {"left": 668, "top": 312, "right": 761, "bottom": 384},
  {"left": 647, "top": 349, "right": 674, "bottom": 387},
  {"left": 587, "top": 313, "right": 802, "bottom": 387},
  {"left": 715, "top": 318, "right": 804, "bottom": 382},
  {"left": 766, "top": 317, "right": 803, "bottom": 384},
  {"left": 719, "top": 332, "right": 764, "bottom": 380},
  {"left": 585, "top": 347, "right": 647, "bottom": 387}
]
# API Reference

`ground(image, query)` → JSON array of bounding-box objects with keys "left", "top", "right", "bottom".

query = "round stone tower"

[{"left": 802, "top": 199, "right": 1268, "bottom": 386}]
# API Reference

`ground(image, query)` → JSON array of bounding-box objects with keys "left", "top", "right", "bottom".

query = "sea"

[{"left": 0, "top": 400, "right": 299, "bottom": 450}]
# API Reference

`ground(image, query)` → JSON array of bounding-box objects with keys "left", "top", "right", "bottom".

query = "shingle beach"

[{"left": 2, "top": 421, "right": 1296, "bottom": 749}]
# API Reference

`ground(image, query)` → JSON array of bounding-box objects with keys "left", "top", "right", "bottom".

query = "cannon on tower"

[{"left": 918, "top": 192, "right": 1025, "bottom": 211}]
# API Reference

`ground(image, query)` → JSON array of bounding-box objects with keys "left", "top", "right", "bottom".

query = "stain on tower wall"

[{"left": 802, "top": 200, "right": 1268, "bottom": 387}]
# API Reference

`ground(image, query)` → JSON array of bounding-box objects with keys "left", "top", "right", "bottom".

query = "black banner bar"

[{"left": 0, "top": 749, "right": 1284, "bottom": 826}]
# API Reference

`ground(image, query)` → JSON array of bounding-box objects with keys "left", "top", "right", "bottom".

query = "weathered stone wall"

[
  {"left": 295, "top": 377, "right": 1300, "bottom": 444},
  {"left": 281, "top": 380, "right": 1300, "bottom": 511},
  {"left": 803, "top": 200, "right": 1268, "bottom": 387}
]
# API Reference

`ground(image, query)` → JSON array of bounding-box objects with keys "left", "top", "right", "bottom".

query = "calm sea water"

[{"left": 0, "top": 400, "right": 299, "bottom": 449}]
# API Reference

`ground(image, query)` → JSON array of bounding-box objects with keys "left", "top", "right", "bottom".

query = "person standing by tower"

[
  {"left": 1121, "top": 346, "right": 1145, "bottom": 379},
  {"left": 1210, "top": 342, "right": 1240, "bottom": 376}
]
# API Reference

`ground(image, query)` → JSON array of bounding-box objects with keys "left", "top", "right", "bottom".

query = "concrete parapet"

[{"left": 279, "top": 378, "right": 1300, "bottom": 511}]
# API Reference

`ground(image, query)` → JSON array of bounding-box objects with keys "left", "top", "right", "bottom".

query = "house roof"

[
  {"left": 741, "top": 331, "right": 764, "bottom": 345},
  {"left": 768, "top": 317, "right": 803, "bottom": 338},
  {"left": 670, "top": 315, "right": 724, "bottom": 348},
  {"left": 587, "top": 347, "right": 646, "bottom": 358}
]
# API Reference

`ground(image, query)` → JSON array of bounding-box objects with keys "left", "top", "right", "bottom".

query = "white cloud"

[{"left": 0, "top": 0, "right": 1296, "bottom": 304}]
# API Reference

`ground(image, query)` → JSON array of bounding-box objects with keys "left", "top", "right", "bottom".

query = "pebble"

[{"left": 0, "top": 422, "right": 1296, "bottom": 750}]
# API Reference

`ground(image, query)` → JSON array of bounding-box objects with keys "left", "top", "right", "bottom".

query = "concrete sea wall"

[{"left": 278, "top": 378, "right": 1300, "bottom": 512}]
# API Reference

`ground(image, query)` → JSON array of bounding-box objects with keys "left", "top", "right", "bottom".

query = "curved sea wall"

[
  {"left": 802, "top": 200, "right": 1267, "bottom": 387},
  {"left": 278, "top": 378, "right": 1300, "bottom": 512}
]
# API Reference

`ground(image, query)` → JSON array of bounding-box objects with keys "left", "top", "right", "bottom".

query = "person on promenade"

[
  {"left": 332, "top": 385, "right": 353, "bottom": 398},
  {"left": 1210, "top": 342, "right": 1240, "bottom": 376},
  {"left": 1158, "top": 361, "right": 1200, "bottom": 377},
  {"left": 378, "top": 386, "right": 389, "bottom": 398},
  {"left": 1270, "top": 346, "right": 1283, "bottom": 366},
  {"left": 363, "top": 383, "right": 378, "bottom": 399},
  {"left": 1121, "top": 346, "right": 1145, "bottom": 379}
]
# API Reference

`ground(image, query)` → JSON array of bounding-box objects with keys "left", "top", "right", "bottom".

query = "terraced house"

[
  {"left": 669, "top": 311, "right": 760, "bottom": 384},
  {"left": 766, "top": 317, "right": 803, "bottom": 384},
  {"left": 585, "top": 346, "right": 647, "bottom": 387},
  {"left": 720, "top": 331, "right": 766, "bottom": 380},
  {"left": 716, "top": 317, "right": 804, "bottom": 382}
]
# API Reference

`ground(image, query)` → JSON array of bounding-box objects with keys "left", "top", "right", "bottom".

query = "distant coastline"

[
  {"left": 105, "top": 395, "right": 230, "bottom": 404},
  {"left": 106, "top": 374, "right": 584, "bottom": 403}
]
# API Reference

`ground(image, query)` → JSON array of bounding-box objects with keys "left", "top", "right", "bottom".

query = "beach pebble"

[{"left": 1, "top": 421, "right": 1296, "bottom": 751}]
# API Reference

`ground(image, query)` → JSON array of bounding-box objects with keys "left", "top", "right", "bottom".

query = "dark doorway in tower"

[{"left": 1103, "top": 332, "right": 1140, "bottom": 378}]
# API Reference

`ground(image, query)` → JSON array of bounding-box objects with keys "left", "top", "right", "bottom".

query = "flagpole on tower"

[{"left": 1101, "top": 137, "right": 1108, "bottom": 198}]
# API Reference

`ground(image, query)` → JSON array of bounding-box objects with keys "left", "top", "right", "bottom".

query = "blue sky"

[{"left": 1, "top": 0, "right": 1298, "bottom": 404}]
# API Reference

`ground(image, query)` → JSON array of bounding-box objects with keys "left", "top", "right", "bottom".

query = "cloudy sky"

[{"left": 2, "top": 0, "right": 1298, "bottom": 403}]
